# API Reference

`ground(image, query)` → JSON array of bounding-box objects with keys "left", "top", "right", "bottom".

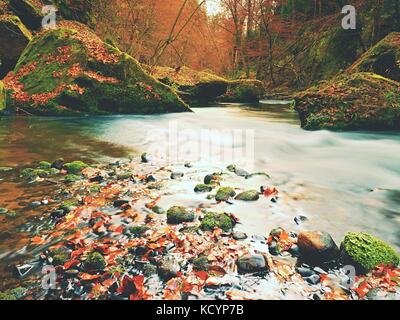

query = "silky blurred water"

[{"left": 1, "top": 102, "right": 399, "bottom": 249}]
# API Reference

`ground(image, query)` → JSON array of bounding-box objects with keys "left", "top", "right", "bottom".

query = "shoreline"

[{"left": 0, "top": 155, "right": 399, "bottom": 300}]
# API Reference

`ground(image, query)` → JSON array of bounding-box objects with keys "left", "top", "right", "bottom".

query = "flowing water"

[{"left": 1, "top": 102, "right": 400, "bottom": 257}]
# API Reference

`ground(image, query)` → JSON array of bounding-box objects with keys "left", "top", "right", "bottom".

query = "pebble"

[
  {"left": 51, "top": 210, "right": 66, "bottom": 219},
  {"left": 171, "top": 172, "right": 184, "bottom": 179},
  {"left": 236, "top": 254, "right": 268, "bottom": 273},
  {"left": 146, "top": 175, "right": 157, "bottom": 183},
  {"left": 296, "top": 267, "right": 315, "bottom": 278},
  {"left": 232, "top": 231, "right": 248, "bottom": 240},
  {"left": 294, "top": 215, "right": 308, "bottom": 225},
  {"left": 305, "top": 274, "right": 320, "bottom": 285}
]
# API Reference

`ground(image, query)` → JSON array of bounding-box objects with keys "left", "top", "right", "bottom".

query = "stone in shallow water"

[
  {"left": 215, "top": 187, "right": 236, "bottom": 202},
  {"left": 236, "top": 254, "right": 268, "bottom": 273},
  {"left": 171, "top": 172, "right": 184, "bottom": 179},
  {"left": 158, "top": 256, "right": 180, "bottom": 280},
  {"left": 232, "top": 231, "right": 248, "bottom": 240},
  {"left": 167, "top": 206, "right": 195, "bottom": 224},
  {"left": 297, "top": 231, "right": 339, "bottom": 265},
  {"left": 194, "top": 184, "right": 213, "bottom": 193},
  {"left": 235, "top": 190, "right": 260, "bottom": 201}
]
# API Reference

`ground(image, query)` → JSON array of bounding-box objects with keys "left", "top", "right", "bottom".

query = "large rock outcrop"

[
  {"left": 0, "top": 14, "right": 32, "bottom": 77},
  {"left": 294, "top": 72, "right": 400, "bottom": 131},
  {"left": 3, "top": 21, "right": 189, "bottom": 115},
  {"left": 349, "top": 32, "right": 400, "bottom": 82},
  {"left": 150, "top": 65, "right": 265, "bottom": 104}
]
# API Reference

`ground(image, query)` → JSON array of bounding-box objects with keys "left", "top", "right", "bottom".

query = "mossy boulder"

[
  {"left": 166, "top": 206, "right": 195, "bottom": 224},
  {"left": 3, "top": 21, "right": 189, "bottom": 115},
  {"left": 340, "top": 232, "right": 400, "bottom": 273},
  {"left": 0, "top": 291, "right": 17, "bottom": 300},
  {"left": 200, "top": 212, "right": 234, "bottom": 232},
  {"left": 0, "top": 14, "right": 32, "bottom": 77},
  {"left": 63, "top": 161, "right": 88, "bottom": 174},
  {"left": 20, "top": 167, "right": 59, "bottom": 180},
  {"left": 194, "top": 184, "right": 213, "bottom": 193},
  {"left": 64, "top": 174, "right": 81, "bottom": 183},
  {"left": 349, "top": 32, "right": 400, "bottom": 82},
  {"left": 9, "top": 0, "right": 44, "bottom": 30},
  {"left": 0, "top": 81, "right": 5, "bottom": 112},
  {"left": 150, "top": 65, "right": 264, "bottom": 104},
  {"left": 218, "top": 80, "right": 265, "bottom": 103},
  {"left": 84, "top": 252, "right": 106, "bottom": 272},
  {"left": 51, "top": 247, "right": 71, "bottom": 266},
  {"left": 294, "top": 72, "right": 400, "bottom": 131},
  {"left": 150, "top": 65, "right": 228, "bottom": 104},
  {"left": 235, "top": 190, "right": 260, "bottom": 201},
  {"left": 215, "top": 187, "right": 236, "bottom": 202},
  {"left": 37, "top": 161, "right": 52, "bottom": 169}
]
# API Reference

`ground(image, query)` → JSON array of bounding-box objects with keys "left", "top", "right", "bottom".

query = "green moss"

[
  {"left": 193, "top": 256, "right": 210, "bottom": 271},
  {"left": 295, "top": 72, "right": 400, "bottom": 131},
  {"left": 235, "top": 190, "right": 260, "bottom": 201},
  {"left": 20, "top": 167, "right": 58, "bottom": 180},
  {"left": 194, "top": 184, "right": 213, "bottom": 193},
  {"left": 8, "top": 24, "right": 189, "bottom": 115},
  {"left": 349, "top": 32, "right": 400, "bottom": 82},
  {"left": 129, "top": 225, "right": 150, "bottom": 237},
  {"left": 84, "top": 252, "right": 106, "bottom": 272},
  {"left": 89, "top": 185, "right": 101, "bottom": 193},
  {"left": 341, "top": 232, "right": 400, "bottom": 272},
  {"left": 37, "top": 161, "right": 52, "bottom": 169},
  {"left": 215, "top": 187, "right": 236, "bottom": 202},
  {"left": 200, "top": 212, "right": 234, "bottom": 232},
  {"left": 0, "top": 291, "right": 17, "bottom": 300},
  {"left": 63, "top": 161, "right": 89, "bottom": 174},
  {"left": 167, "top": 206, "right": 195, "bottom": 224},
  {"left": 51, "top": 248, "right": 71, "bottom": 266},
  {"left": 59, "top": 200, "right": 79, "bottom": 213},
  {"left": 64, "top": 174, "right": 81, "bottom": 183},
  {"left": 220, "top": 80, "right": 265, "bottom": 102}
]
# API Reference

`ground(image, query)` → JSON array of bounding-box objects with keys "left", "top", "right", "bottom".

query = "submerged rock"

[
  {"left": 3, "top": 21, "right": 189, "bottom": 115},
  {"left": 194, "top": 184, "right": 213, "bottom": 193},
  {"left": 83, "top": 252, "right": 106, "bottom": 272},
  {"left": 215, "top": 187, "right": 236, "bottom": 202},
  {"left": 166, "top": 206, "right": 195, "bottom": 224},
  {"left": 63, "top": 161, "right": 89, "bottom": 174},
  {"left": 340, "top": 232, "right": 400, "bottom": 273},
  {"left": 158, "top": 256, "right": 180, "bottom": 280},
  {"left": 232, "top": 231, "right": 247, "bottom": 240},
  {"left": 200, "top": 212, "right": 235, "bottom": 232},
  {"left": 236, "top": 254, "right": 268, "bottom": 273},
  {"left": 235, "top": 190, "right": 260, "bottom": 201},
  {"left": 297, "top": 231, "right": 339, "bottom": 265}
]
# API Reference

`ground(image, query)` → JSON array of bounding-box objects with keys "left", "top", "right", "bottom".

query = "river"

[{"left": 1, "top": 101, "right": 400, "bottom": 255}]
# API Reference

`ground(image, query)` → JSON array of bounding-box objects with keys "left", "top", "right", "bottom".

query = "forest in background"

[{"left": 92, "top": 0, "right": 400, "bottom": 89}]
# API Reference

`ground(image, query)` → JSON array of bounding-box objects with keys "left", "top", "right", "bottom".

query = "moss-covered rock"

[
  {"left": 63, "top": 161, "right": 88, "bottom": 174},
  {"left": 51, "top": 247, "right": 71, "bottom": 266},
  {"left": 0, "top": 291, "right": 17, "bottom": 300},
  {"left": 84, "top": 252, "right": 106, "bottom": 272},
  {"left": 166, "top": 206, "right": 195, "bottom": 224},
  {"left": 194, "top": 184, "right": 213, "bottom": 193},
  {"left": 215, "top": 187, "right": 236, "bottom": 202},
  {"left": 64, "top": 174, "right": 81, "bottom": 183},
  {"left": 129, "top": 225, "right": 150, "bottom": 237},
  {"left": 37, "top": 161, "right": 52, "bottom": 169},
  {"left": 9, "top": 0, "right": 44, "bottom": 30},
  {"left": 200, "top": 212, "right": 234, "bottom": 232},
  {"left": 3, "top": 21, "right": 189, "bottom": 115},
  {"left": 218, "top": 80, "right": 265, "bottom": 103},
  {"left": 20, "top": 166, "right": 59, "bottom": 180},
  {"left": 0, "top": 80, "right": 5, "bottom": 112},
  {"left": 349, "top": 32, "right": 400, "bottom": 82},
  {"left": 235, "top": 190, "right": 260, "bottom": 201},
  {"left": 0, "top": 14, "right": 32, "bottom": 77},
  {"left": 150, "top": 65, "right": 264, "bottom": 104},
  {"left": 294, "top": 72, "right": 400, "bottom": 131},
  {"left": 340, "top": 232, "right": 400, "bottom": 273},
  {"left": 193, "top": 256, "right": 210, "bottom": 271}
]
